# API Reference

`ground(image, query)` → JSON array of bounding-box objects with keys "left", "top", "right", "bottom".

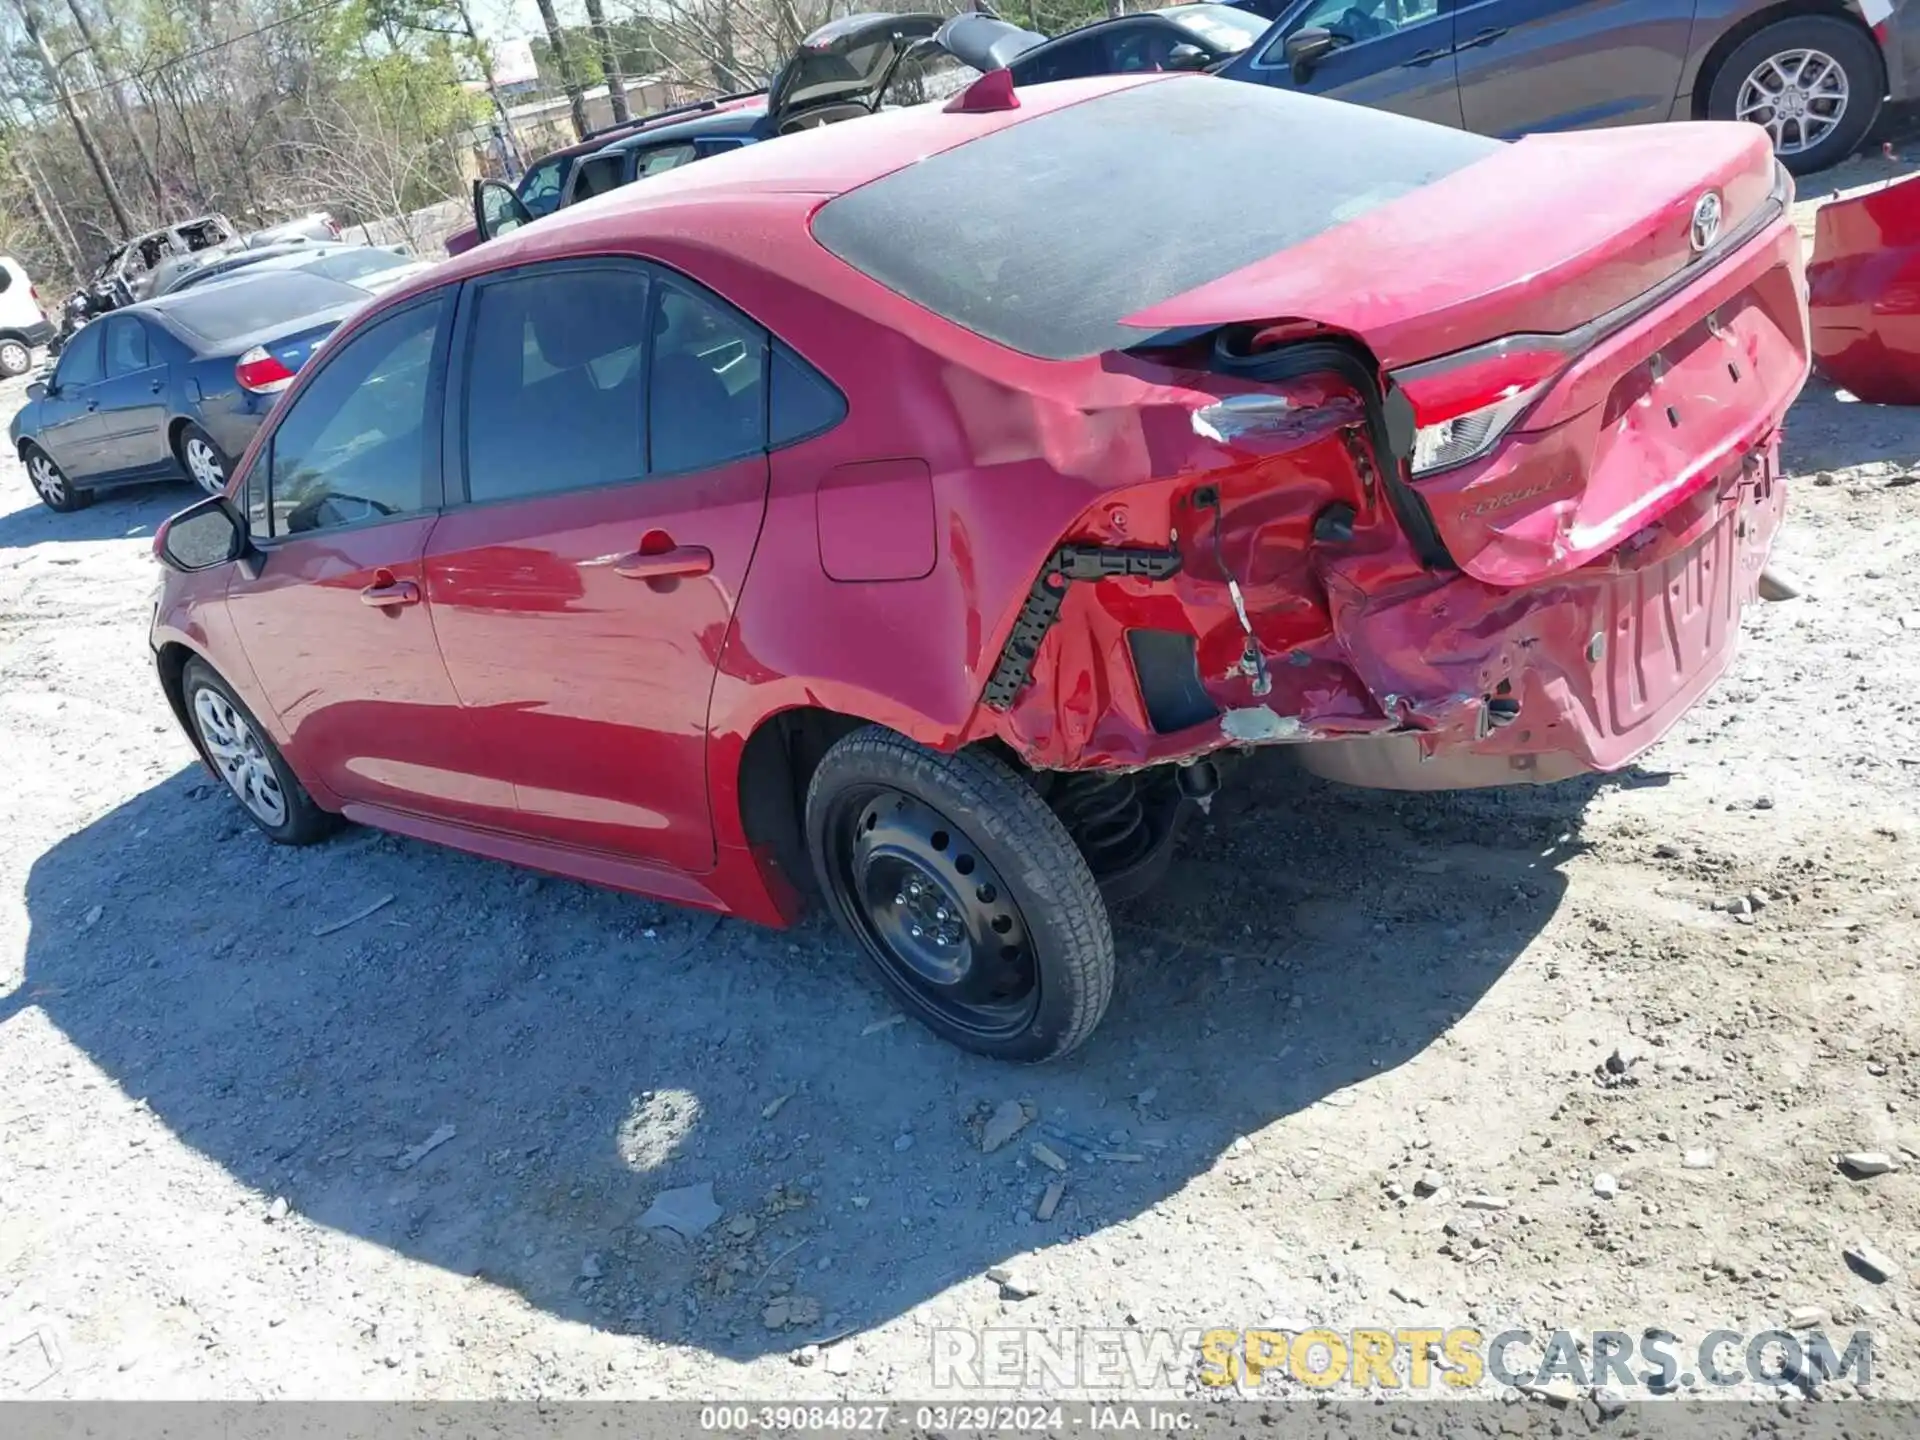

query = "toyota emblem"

[{"left": 1690, "top": 192, "right": 1723, "bottom": 253}]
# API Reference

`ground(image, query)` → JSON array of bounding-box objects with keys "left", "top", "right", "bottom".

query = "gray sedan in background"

[{"left": 11, "top": 270, "right": 375, "bottom": 513}]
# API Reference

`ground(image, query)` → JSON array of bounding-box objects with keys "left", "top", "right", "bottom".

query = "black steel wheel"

[{"left": 806, "top": 727, "right": 1114, "bottom": 1063}]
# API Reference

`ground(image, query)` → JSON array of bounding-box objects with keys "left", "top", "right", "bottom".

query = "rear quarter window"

[{"left": 809, "top": 78, "right": 1500, "bottom": 360}]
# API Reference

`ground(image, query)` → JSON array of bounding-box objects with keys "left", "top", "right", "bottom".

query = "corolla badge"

[{"left": 1690, "top": 191, "right": 1723, "bottom": 253}]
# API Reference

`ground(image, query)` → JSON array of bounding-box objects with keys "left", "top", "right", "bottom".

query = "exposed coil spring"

[{"left": 1053, "top": 772, "right": 1154, "bottom": 876}]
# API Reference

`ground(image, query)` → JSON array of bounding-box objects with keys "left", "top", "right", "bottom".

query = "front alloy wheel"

[
  {"left": 806, "top": 727, "right": 1115, "bottom": 1063},
  {"left": 24, "top": 446, "right": 89, "bottom": 513},
  {"left": 193, "top": 685, "right": 289, "bottom": 828},
  {"left": 181, "top": 659, "right": 339, "bottom": 845}
]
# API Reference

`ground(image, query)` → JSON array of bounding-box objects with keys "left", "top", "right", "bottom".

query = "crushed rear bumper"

[{"left": 1302, "top": 445, "right": 1784, "bottom": 789}]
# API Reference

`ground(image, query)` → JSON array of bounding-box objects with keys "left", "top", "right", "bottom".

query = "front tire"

[
  {"left": 176, "top": 422, "right": 231, "bottom": 497},
  {"left": 182, "top": 658, "right": 338, "bottom": 845},
  {"left": 22, "top": 444, "right": 91, "bottom": 513},
  {"left": 806, "top": 727, "right": 1114, "bottom": 1063},
  {"left": 1708, "top": 16, "right": 1884, "bottom": 176}
]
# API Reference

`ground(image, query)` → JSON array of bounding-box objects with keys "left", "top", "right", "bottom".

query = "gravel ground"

[{"left": 3, "top": 176, "right": 1920, "bottom": 1405}]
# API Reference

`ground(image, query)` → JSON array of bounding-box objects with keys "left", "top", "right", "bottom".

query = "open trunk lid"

[{"left": 768, "top": 11, "right": 946, "bottom": 124}]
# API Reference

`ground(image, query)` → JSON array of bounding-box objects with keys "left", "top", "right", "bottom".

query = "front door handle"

[
  {"left": 1403, "top": 47, "right": 1449, "bottom": 67},
  {"left": 360, "top": 578, "right": 421, "bottom": 607},
  {"left": 1461, "top": 26, "right": 1508, "bottom": 47},
  {"left": 614, "top": 544, "right": 713, "bottom": 580}
]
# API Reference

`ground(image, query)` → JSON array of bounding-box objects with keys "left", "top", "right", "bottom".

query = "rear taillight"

[
  {"left": 1393, "top": 346, "right": 1566, "bottom": 477},
  {"left": 1408, "top": 387, "right": 1549, "bottom": 475},
  {"left": 325, "top": 215, "right": 341, "bottom": 238},
  {"left": 236, "top": 345, "right": 295, "bottom": 394}
]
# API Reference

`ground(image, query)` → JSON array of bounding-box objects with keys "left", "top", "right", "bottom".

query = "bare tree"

[
  {"left": 14, "top": 0, "right": 131, "bottom": 236},
  {"left": 583, "top": 0, "right": 630, "bottom": 123},
  {"left": 60, "top": 0, "right": 163, "bottom": 209},
  {"left": 532, "top": 0, "right": 591, "bottom": 139}
]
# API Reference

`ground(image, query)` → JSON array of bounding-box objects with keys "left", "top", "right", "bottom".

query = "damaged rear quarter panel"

[{"left": 971, "top": 365, "right": 1429, "bottom": 770}]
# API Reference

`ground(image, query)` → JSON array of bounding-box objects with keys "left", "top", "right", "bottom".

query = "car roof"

[
  {"left": 590, "top": 105, "right": 767, "bottom": 155},
  {"left": 345, "top": 76, "right": 1213, "bottom": 323}
]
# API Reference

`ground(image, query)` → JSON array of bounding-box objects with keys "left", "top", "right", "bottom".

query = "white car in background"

[{"left": 0, "top": 255, "right": 54, "bottom": 377}]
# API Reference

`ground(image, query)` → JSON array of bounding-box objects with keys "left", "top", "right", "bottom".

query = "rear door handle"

[
  {"left": 1461, "top": 26, "right": 1508, "bottom": 47},
  {"left": 360, "top": 578, "right": 420, "bottom": 607},
  {"left": 149, "top": 379, "right": 164, "bottom": 393},
  {"left": 615, "top": 544, "right": 713, "bottom": 580},
  {"left": 1403, "top": 47, "right": 1449, "bottom": 67}
]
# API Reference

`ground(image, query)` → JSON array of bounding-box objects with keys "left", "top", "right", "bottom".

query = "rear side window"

[
  {"left": 811, "top": 79, "right": 1500, "bottom": 359},
  {"left": 649, "top": 281, "right": 767, "bottom": 473},
  {"left": 462, "top": 266, "right": 651, "bottom": 504},
  {"left": 268, "top": 298, "right": 445, "bottom": 536},
  {"left": 637, "top": 143, "right": 699, "bottom": 177},
  {"left": 571, "top": 155, "right": 625, "bottom": 201},
  {"left": 104, "top": 316, "right": 149, "bottom": 375}
]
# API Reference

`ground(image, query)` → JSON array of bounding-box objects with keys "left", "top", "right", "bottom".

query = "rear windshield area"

[
  {"left": 810, "top": 79, "right": 1501, "bottom": 360},
  {"left": 160, "top": 272, "right": 360, "bottom": 343}
]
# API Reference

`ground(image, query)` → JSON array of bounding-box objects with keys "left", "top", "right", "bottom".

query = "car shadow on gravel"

[
  {"left": 0, "top": 485, "right": 191, "bottom": 550},
  {"left": 14, "top": 749, "right": 1610, "bottom": 1361}
]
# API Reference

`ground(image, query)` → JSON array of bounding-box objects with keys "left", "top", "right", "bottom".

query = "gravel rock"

[
  {"left": 1846, "top": 1243, "right": 1899, "bottom": 1284},
  {"left": 1593, "top": 1174, "right": 1619, "bottom": 1199},
  {"left": 639, "top": 1183, "right": 723, "bottom": 1239},
  {"left": 980, "top": 1101, "right": 1032, "bottom": 1154},
  {"left": 1840, "top": 1152, "right": 1900, "bottom": 1179}
]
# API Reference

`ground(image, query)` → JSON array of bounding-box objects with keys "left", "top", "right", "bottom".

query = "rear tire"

[
  {"left": 182, "top": 658, "right": 339, "bottom": 846},
  {"left": 806, "top": 727, "right": 1114, "bottom": 1063},
  {"left": 175, "top": 422, "right": 231, "bottom": 497},
  {"left": 22, "top": 443, "right": 90, "bottom": 513},
  {"left": 1707, "top": 16, "right": 1884, "bottom": 176},
  {"left": 0, "top": 338, "right": 32, "bottom": 377}
]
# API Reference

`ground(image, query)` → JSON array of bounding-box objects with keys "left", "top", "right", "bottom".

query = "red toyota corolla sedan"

[{"left": 150, "top": 72, "right": 1810, "bottom": 1062}]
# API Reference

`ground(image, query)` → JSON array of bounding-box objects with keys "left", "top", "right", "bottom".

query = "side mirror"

[
  {"left": 472, "top": 177, "right": 532, "bottom": 243},
  {"left": 155, "top": 495, "right": 248, "bottom": 573},
  {"left": 1284, "top": 25, "right": 1337, "bottom": 81},
  {"left": 1166, "top": 42, "right": 1210, "bottom": 70},
  {"left": 26, "top": 380, "right": 46, "bottom": 401}
]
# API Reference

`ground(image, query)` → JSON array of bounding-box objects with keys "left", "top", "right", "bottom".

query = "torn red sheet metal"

[{"left": 1808, "top": 169, "right": 1920, "bottom": 404}]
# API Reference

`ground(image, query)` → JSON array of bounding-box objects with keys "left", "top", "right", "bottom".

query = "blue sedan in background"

[{"left": 11, "top": 269, "right": 375, "bottom": 513}]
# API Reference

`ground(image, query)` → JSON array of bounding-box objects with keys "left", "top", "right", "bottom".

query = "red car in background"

[
  {"left": 150, "top": 73, "right": 1810, "bottom": 1062},
  {"left": 1807, "top": 168, "right": 1920, "bottom": 404}
]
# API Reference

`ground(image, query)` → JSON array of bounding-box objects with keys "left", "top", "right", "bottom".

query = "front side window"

[
  {"left": 462, "top": 266, "right": 651, "bottom": 504},
  {"left": 649, "top": 280, "right": 767, "bottom": 474},
  {"left": 104, "top": 316, "right": 149, "bottom": 376},
  {"left": 54, "top": 324, "right": 102, "bottom": 387},
  {"left": 520, "top": 159, "right": 566, "bottom": 217},
  {"left": 267, "top": 297, "right": 445, "bottom": 537},
  {"left": 1291, "top": 0, "right": 1441, "bottom": 44}
]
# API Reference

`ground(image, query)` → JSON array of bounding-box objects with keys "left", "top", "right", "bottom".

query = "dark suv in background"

[{"left": 1217, "top": 0, "right": 1916, "bottom": 173}]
